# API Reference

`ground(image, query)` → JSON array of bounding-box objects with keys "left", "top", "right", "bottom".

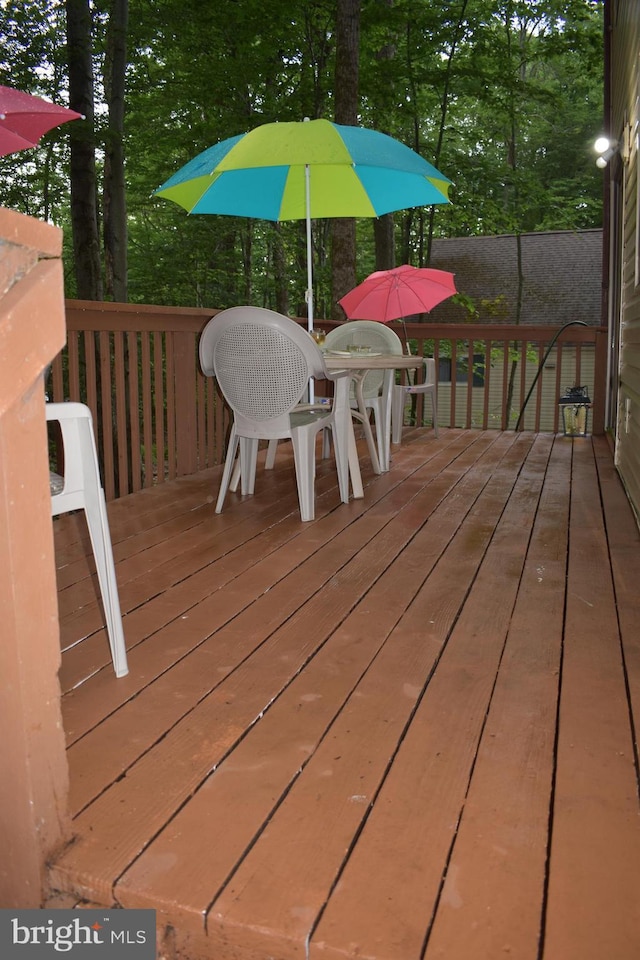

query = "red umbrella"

[
  {"left": 0, "top": 85, "right": 82, "bottom": 157},
  {"left": 339, "top": 264, "right": 457, "bottom": 323}
]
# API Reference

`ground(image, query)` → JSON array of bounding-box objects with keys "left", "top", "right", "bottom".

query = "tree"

[
  {"left": 0, "top": 0, "right": 605, "bottom": 316},
  {"left": 67, "top": 0, "right": 103, "bottom": 300},
  {"left": 366, "top": 0, "right": 398, "bottom": 273},
  {"left": 331, "top": 0, "right": 361, "bottom": 318},
  {"left": 66, "top": 0, "right": 103, "bottom": 300},
  {"left": 0, "top": 0, "right": 76, "bottom": 222},
  {"left": 103, "top": 0, "right": 129, "bottom": 301}
]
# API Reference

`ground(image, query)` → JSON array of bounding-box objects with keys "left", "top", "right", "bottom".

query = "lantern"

[{"left": 559, "top": 386, "right": 591, "bottom": 437}]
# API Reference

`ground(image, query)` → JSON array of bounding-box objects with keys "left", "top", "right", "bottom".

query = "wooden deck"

[{"left": 47, "top": 428, "right": 640, "bottom": 960}]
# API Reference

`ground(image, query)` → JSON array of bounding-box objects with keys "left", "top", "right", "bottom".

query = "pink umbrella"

[
  {"left": 0, "top": 85, "right": 82, "bottom": 157},
  {"left": 339, "top": 264, "right": 457, "bottom": 323}
]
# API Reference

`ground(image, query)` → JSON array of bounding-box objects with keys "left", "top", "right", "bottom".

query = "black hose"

[{"left": 514, "top": 320, "right": 590, "bottom": 432}]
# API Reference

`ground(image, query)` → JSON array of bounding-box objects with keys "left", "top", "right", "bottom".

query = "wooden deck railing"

[
  {"left": 50, "top": 301, "right": 608, "bottom": 501},
  {"left": 0, "top": 208, "right": 71, "bottom": 905},
  {"left": 50, "top": 301, "right": 223, "bottom": 501}
]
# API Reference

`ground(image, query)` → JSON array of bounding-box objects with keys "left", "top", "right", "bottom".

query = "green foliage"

[
  {"left": 0, "top": 0, "right": 605, "bottom": 312},
  {"left": 0, "top": 0, "right": 76, "bottom": 220}
]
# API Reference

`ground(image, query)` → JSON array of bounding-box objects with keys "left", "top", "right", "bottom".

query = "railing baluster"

[
  {"left": 450, "top": 340, "right": 458, "bottom": 427},
  {"left": 99, "top": 330, "right": 115, "bottom": 502},
  {"left": 482, "top": 340, "right": 491, "bottom": 429},
  {"left": 85, "top": 331, "right": 98, "bottom": 415},
  {"left": 517, "top": 339, "right": 528, "bottom": 429},
  {"left": 534, "top": 341, "right": 545, "bottom": 431},
  {"left": 114, "top": 331, "right": 128, "bottom": 498},
  {"left": 153, "top": 331, "right": 165, "bottom": 485},
  {"left": 165, "top": 331, "right": 177, "bottom": 480},
  {"left": 141, "top": 332, "right": 154, "bottom": 488},
  {"left": 554, "top": 344, "right": 563, "bottom": 434},
  {"left": 465, "top": 338, "right": 473, "bottom": 428},
  {"left": 68, "top": 332, "right": 80, "bottom": 400},
  {"left": 127, "top": 331, "right": 142, "bottom": 494}
]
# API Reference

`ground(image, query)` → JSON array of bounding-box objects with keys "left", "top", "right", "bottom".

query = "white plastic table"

[{"left": 324, "top": 352, "right": 422, "bottom": 481}]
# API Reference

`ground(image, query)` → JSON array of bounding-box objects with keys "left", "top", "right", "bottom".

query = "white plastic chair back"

[
  {"left": 391, "top": 357, "right": 439, "bottom": 441},
  {"left": 325, "top": 321, "right": 403, "bottom": 469},
  {"left": 46, "top": 402, "right": 129, "bottom": 678},
  {"left": 325, "top": 321, "right": 403, "bottom": 399},
  {"left": 199, "top": 306, "right": 351, "bottom": 521}
]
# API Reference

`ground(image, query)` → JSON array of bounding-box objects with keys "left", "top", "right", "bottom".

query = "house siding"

[{"left": 611, "top": 0, "right": 640, "bottom": 525}]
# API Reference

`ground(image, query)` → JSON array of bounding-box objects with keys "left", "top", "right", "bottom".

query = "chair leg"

[
  {"left": 264, "top": 439, "right": 279, "bottom": 469},
  {"left": 216, "top": 429, "right": 239, "bottom": 513},
  {"left": 84, "top": 492, "right": 129, "bottom": 677},
  {"left": 230, "top": 437, "right": 275, "bottom": 492},
  {"left": 238, "top": 437, "right": 259, "bottom": 495},
  {"left": 291, "top": 428, "right": 317, "bottom": 521},
  {"left": 321, "top": 428, "right": 331, "bottom": 459},
  {"left": 332, "top": 421, "right": 352, "bottom": 505},
  {"left": 229, "top": 455, "right": 240, "bottom": 492},
  {"left": 332, "top": 378, "right": 360, "bottom": 501},
  {"left": 391, "top": 385, "right": 405, "bottom": 444},
  {"left": 353, "top": 377, "right": 381, "bottom": 473},
  {"left": 368, "top": 401, "right": 387, "bottom": 473}
]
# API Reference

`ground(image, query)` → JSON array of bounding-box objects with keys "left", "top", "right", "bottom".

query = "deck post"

[
  {"left": 592, "top": 326, "right": 607, "bottom": 435},
  {"left": 0, "top": 208, "right": 71, "bottom": 906}
]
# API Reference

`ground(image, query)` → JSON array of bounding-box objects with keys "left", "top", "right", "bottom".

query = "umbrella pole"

[
  {"left": 305, "top": 162, "right": 314, "bottom": 333},
  {"left": 305, "top": 162, "right": 315, "bottom": 402},
  {"left": 401, "top": 318, "right": 415, "bottom": 390},
  {"left": 402, "top": 318, "right": 410, "bottom": 353}
]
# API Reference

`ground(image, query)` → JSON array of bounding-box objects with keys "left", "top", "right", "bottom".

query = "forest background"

[{"left": 0, "top": 0, "right": 605, "bottom": 322}]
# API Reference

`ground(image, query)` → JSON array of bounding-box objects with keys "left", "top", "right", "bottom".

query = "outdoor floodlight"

[
  {"left": 594, "top": 135, "right": 619, "bottom": 168},
  {"left": 594, "top": 135, "right": 613, "bottom": 154}
]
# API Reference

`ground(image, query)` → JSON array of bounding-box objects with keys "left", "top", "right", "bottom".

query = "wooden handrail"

[{"left": 53, "top": 301, "right": 608, "bottom": 500}]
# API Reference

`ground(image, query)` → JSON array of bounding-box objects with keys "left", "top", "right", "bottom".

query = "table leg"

[
  {"left": 353, "top": 374, "right": 382, "bottom": 474},
  {"left": 347, "top": 420, "right": 364, "bottom": 499},
  {"left": 333, "top": 375, "right": 364, "bottom": 500},
  {"left": 378, "top": 369, "right": 394, "bottom": 472}
]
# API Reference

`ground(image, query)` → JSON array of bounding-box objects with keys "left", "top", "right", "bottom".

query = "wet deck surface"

[{"left": 48, "top": 428, "right": 640, "bottom": 960}]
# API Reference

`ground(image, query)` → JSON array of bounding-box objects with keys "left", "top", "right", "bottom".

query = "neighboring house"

[
  {"left": 422, "top": 231, "right": 603, "bottom": 430},
  {"left": 604, "top": 0, "right": 640, "bottom": 524},
  {"left": 427, "top": 230, "right": 603, "bottom": 327}
]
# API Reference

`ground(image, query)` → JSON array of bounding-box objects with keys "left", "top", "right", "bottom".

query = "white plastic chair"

[
  {"left": 391, "top": 356, "right": 439, "bottom": 441},
  {"left": 199, "top": 306, "right": 354, "bottom": 521},
  {"left": 325, "top": 320, "right": 404, "bottom": 470},
  {"left": 46, "top": 402, "right": 129, "bottom": 678}
]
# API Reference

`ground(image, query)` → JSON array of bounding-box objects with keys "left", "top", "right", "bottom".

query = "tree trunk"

[
  {"left": 371, "top": 0, "right": 396, "bottom": 272},
  {"left": 373, "top": 215, "right": 395, "bottom": 270},
  {"left": 331, "top": 0, "right": 360, "bottom": 319},
  {"left": 67, "top": 0, "right": 103, "bottom": 300},
  {"left": 424, "top": 0, "right": 469, "bottom": 264},
  {"left": 272, "top": 223, "right": 289, "bottom": 315},
  {"left": 103, "top": 0, "right": 129, "bottom": 302}
]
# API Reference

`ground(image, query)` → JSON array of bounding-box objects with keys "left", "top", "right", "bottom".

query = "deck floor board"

[{"left": 47, "top": 430, "right": 640, "bottom": 960}]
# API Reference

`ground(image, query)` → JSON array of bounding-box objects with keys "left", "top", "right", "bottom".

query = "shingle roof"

[{"left": 425, "top": 229, "right": 603, "bottom": 326}]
